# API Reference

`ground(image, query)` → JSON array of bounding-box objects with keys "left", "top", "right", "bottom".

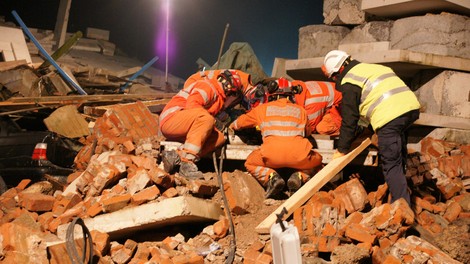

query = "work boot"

[
  {"left": 162, "top": 150, "right": 180, "bottom": 173},
  {"left": 287, "top": 172, "right": 303, "bottom": 193},
  {"left": 179, "top": 161, "right": 204, "bottom": 180},
  {"left": 265, "top": 172, "right": 285, "bottom": 199}
]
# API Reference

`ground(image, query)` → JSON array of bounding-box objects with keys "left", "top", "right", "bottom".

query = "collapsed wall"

[{"left": 295, "top": 1, "right": 470, "bottom": 121}]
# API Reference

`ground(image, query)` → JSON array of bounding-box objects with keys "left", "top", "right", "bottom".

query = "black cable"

[
  {"left": 213, "top": 137, "right": 236, "bottom": 263},
  {"left": 65, "top": 217, "right": 94, "bottom": 264}
]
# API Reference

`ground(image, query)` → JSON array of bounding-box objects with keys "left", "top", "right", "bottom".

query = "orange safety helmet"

[
  {"left": 217, "top": 70, "right": 244, "bottom": 95},
  {"left": 242, "top": 82, "right": 268, "bottom": 110},
  {"left": 266, "top": 77, "right": 302, "bottom": 102}
]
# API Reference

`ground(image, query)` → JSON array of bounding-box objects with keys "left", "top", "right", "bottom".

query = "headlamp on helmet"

[{"left": 217, "top": 70, "right": 243, "bottom": 95}]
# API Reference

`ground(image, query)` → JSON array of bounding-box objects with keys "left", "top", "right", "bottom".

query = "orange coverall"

[
  {"left": 230, "top": 98, "right": 322, "bottom": 187},
  {"left": 159, "top": 79, "right": 227, "bottom": 161},
  {"left": 293, "top": 80, "right": 342, "bottom": 136},
  {"left": 184, "top": 69, "right": 252, "bottom": 91}
]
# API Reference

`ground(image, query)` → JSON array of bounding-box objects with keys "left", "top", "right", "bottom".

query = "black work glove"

[{"left": 215, "top": 111, "right": 231, "bottom": 131}]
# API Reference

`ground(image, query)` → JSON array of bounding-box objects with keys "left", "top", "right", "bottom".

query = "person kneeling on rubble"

[
  {"left": 159, "top": 70, "right": 246, "bottom": 179},
  {"left": 229, "top": 80, "right": 323, "bottom": 199}
]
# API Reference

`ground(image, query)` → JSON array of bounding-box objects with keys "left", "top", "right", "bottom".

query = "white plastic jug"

[{"left": 270, "top": 220, "right": 302, "bottom": 264}]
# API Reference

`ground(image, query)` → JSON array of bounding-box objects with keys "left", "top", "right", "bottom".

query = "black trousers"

[{"left": 376, "top": 109, "right": 419, "bottom": 205}]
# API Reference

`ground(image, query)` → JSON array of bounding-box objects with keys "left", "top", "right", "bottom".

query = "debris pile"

[{"left": 0, "top": 100, "right": 468, "bottom": 263}]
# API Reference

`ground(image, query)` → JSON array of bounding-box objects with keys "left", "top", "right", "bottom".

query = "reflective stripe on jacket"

[
  {"left": 159, "top": 79, "right": 226, "bottom": 127},
  {"left": 231, "top": 98, "right": 306, "bottom": 138},
  {"left": 341, "top": 63, "right": 420, "bottom": 130},
  {"left": 293, "top": 80, "right": 342, "bottom": 133}
]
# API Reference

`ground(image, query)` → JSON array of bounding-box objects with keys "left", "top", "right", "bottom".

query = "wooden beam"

[{"left": 255, "top": 138, "right": 371, "bottom": 234}]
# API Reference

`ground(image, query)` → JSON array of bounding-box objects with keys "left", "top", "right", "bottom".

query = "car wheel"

[{"left": 0, "top": 176, "right": 7, "bottom": 195}]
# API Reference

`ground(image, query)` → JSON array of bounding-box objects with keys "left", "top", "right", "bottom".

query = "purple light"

[{"left": 154, "top": 0, "right": 176, "bottom": 80}]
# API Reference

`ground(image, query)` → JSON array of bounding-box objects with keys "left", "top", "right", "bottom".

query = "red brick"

[
  {"left": 256, "top": 252, "right": 273, "bottom": 264},
  {"left": 19, "top": 193, "right": 55, "bottom": 212},
  {"left": 86, "top": 200, "right": 103, "bottom": 217},
  {"left": 102, "top": 193, "right": 131, "bottom": 213},
  {"left": 383, "top": 255, "right": 401, "bottom": 264},
  {"left": 162, "top": 236, "right": 179, "bottom": 250},
  {"left": 345, "top": 223, "right": 377, "bottom": 245},
  {"left": 16, "top": 179, "right": 31, "bottom": 190},
  {"left": 52, "top": 193, "right": 82, "bottom": 216},
  {"left": 90, "top": 230, "right": 110, "bottom": 256},
  {"left": 37, "top": 212, "right": 55, "bottom": 231},
  {"left": 248, "top": 240, "right": 265, "bottom": 252},
  {"left": 333, "top": 178, "right": 368, "bottom": 214},
  {"left": 321, "top": 223, "right": 337, "bottom": 236},
  {"left": 443, "top": 201, "right": 462, "bottom": 223},
  {"left": 213, "top": 217, "right": 229, "bottom": 239},
  {"left": 414, "top": 197, "right": 434, "bottom": 212},
  {"left": 162, "top": 187, "right": 178, "bottom": 198},
  {"left": 149, "top": 167, "right": 174, "bottom": 189},
  {"left": 431, "top": 202, "right": 447, "bottom": 214},
  {"left": 131, "top": 185, "right": 160, "bottom": 205}
]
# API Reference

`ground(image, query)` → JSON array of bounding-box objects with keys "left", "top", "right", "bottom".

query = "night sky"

[{"left": 1, "top": 0, "right": 323, "bottom": 79}]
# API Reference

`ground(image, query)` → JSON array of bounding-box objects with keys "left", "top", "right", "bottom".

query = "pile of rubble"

[{"left": 0, "top": 99, "right": 468, "bottom": 263}]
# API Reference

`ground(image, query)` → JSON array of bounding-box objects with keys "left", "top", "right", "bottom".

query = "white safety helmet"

[{"left": 322, "top": 50, "right": 350, "bottom": 78}]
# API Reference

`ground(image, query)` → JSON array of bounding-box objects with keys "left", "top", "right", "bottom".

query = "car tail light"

[{"left": 32, "top": 143, "right": 48, "bottom": 160}]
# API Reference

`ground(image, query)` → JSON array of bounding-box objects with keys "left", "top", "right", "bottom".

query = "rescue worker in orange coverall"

[
  {"left": 264, "top": 77, "right": 342, "bottom": 136},
  {"left": 229, "top": 81, "right": 323, "bottom": 198},
  {"left": 292, "top": 79, "right": 343, "bottom": 136},
  {"left": 184, "top": 69, "right": 252, "bottom": 90},
  {"left": 159, "top": 70, "right": 248, "bottom": 179}
]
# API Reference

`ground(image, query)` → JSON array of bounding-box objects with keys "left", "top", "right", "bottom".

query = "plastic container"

[{"left": 270, "top": 220, "right": 302, "bottom": 264}]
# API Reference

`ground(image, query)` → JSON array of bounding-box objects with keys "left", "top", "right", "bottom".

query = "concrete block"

[
  {"left": 340, "top": 21, "right": 394, "bottom": 45},
  {"left": 361, "top": 0, "right": 470, "bottom": 18},
  {"left": 413, "top": 70, "right": 470, "bottom": 118},
  {"left": 86, "top": 27, "right": 110, "bottom": 41},
  {"left": 323, "top": 0, "right": 366, "bottom": 25},
  {"left": 0, "top": 26, "right": 32, "bottom": 63},
  {"left": 298, "top": 25, "right": 350, "bottom": 59},
  {"left": 391, "top": 12, "right": 470, "bottom": 59},
  {"left": 57, "top": 196, "right": 224, "bottom": 240}
]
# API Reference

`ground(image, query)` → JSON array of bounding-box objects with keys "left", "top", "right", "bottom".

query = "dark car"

[{"left": 0, "top": 116, "right": 83, "bottom": 193}]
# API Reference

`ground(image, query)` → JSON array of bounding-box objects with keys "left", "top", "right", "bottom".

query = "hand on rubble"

[{"left": 332, "top": 150, "right": 346, "bottom": 160}]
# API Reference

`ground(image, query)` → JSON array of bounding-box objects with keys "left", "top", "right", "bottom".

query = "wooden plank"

[
  {"left": 255, "top": 138, "right": 371, "bottom": 234},
  {"left": 44, "top": 105, "right": 90, "bottom": 138},
  {"left": 414, "top": 113, "right": 470, "bottom": 130},
  {"left": 0, "top": 93, "right": 176, "bottom": 107},
  {"left": 0, "top": 60, "right": 28, "bottom": 71}
]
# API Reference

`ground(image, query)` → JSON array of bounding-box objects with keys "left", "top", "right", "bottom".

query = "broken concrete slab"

[
  {"left": 283, "top": 49, "right": 470, "bottom": 82},
  {"left": 298, "top": 25, "right": 350, "bottom": 59},
  {"left": 323, "top": 0, "right": 366, "bottom": 25},
  {"left": 362, "top": 0, "right": 470, "bottom": 18},
  {"left": 0, "top": 26, "right": 33, "bottom": 64},
  {"left": 56, "top": 196, "right": 224, "bottom": 241},
  {"left": 391, "top": 12, "right": 470, "bottom": 60},
  {"left": 339, "top": 21, "right": 394, "bottom": 45},
  {"left": 413, "top": 70, "right": 470, "bottom": 119}
]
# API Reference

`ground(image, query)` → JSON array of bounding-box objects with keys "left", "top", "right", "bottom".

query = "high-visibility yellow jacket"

[{"left": 341, "top": 63, "right": 420, "bottom": 130}]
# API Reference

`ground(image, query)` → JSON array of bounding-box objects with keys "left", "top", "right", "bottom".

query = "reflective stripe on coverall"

[
  {"left": 293, "top": 80, "right": 342, "bottom": 135},
  {"left": 159, "top": 79, "right": 227, "bottom": 161},
  {"left": 231, "top": 98, "right": 322, "bottom": 186}
]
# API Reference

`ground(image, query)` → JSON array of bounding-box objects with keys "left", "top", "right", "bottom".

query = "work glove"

[
  {"left": 215, "top": 111, "right": 231, "bottom": 131},
  {"left": 332, "top": 150, "right": 346, "bottom": 160}
]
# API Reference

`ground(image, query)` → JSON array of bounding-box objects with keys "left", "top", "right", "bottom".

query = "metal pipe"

[
  {"left": 11, "top": 10, "right": 88, "bottom": 95},
  {"left": 216, "top": 23, "right": 230, "bottom": 70},
  {"left": 120, "top": 56, "right": 159, "bottom": 92}
]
